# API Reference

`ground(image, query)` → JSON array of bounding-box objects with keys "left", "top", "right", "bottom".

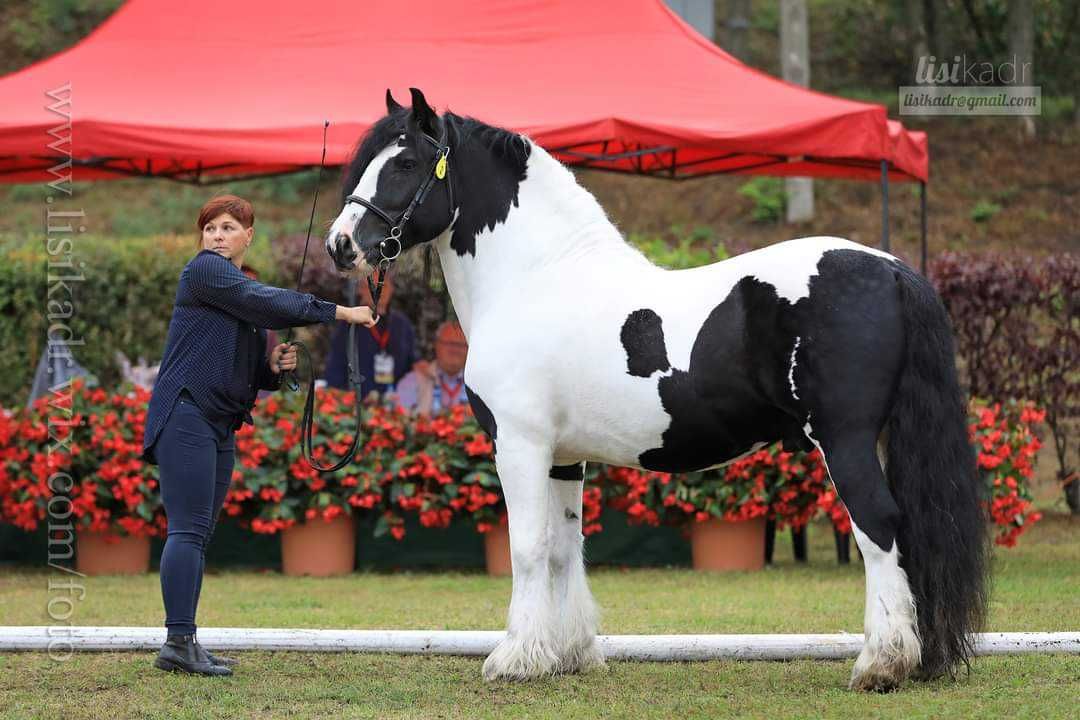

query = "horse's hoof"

[
  {"left": 849, "top": 666, "right": 903, "bottom": 692},
  {"left": 849, "top": 643, "right": 918, "bottom": 692},
  {"left": 481, "top": 637, "right": 559, "bottom": 682},
  {"left": 556, "top": 641, "right": 606, "bottom": 675}
]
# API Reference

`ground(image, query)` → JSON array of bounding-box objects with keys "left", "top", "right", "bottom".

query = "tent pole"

[
  {"left": 880, "top": 160, "right": 889, "bottom": 252},
  {"left": 920, "top": 182, "right": 928, "bottom": 274}
]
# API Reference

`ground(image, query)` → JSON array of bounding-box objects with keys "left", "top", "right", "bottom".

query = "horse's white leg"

[
  {"left": 482, "top": 436, "right": 560, "bottom": 681},
  {"left": 844, "top": 441, "right": 920, "bottom": 691},
  {"left": 811, "top": 431, "right": 920, "bottom": 691},
  {"left": 547, "top": 466, "right": 604, "bottom": 674},
  {"left": 848, "top": 522, "right": 920, "bottom": 691}
]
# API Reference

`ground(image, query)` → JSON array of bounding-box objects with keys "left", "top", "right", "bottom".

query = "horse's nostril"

[{"left": 333, "top": 233, "right": 357, "bottom": 266}]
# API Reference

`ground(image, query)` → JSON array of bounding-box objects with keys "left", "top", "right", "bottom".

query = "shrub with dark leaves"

[{"left": 930, "top": 252, "right": 1078, "bottom": 509}]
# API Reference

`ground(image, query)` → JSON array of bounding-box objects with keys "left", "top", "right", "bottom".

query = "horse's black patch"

[
  {"left": 781, "top": 431, "right": 814, "bottom": 453},
  {"left": 620, "top": 309, "right": 670, "bottom": 377},
  {"left": 549, "top": 463, "right": 584, "bottom": 481},
  {"left": 636, "top": 248, "right": 906, "bottom": 478},
  {"left": 444, "top": 115, "right": 529, "bottom": 257},
  {"left": 637, "top": 277, "right": 803, "bottom": 473},
  {"left": 465, "top": 384, "right": 497, "bottom": 454}
]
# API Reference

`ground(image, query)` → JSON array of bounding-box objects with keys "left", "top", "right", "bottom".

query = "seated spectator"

[
  {"left": 324, "top": 273, "right": 419, "bottom": 400},
  {"left": 396, "top": 321, "right": 468, "bottom": 416}
]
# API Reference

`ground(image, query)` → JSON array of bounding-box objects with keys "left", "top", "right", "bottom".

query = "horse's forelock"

[{"left": 341, "top": 111, "right": 408, "bottom": 203}]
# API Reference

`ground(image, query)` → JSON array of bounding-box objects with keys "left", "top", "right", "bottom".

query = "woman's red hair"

[{"left": 196, "top": 195, "right": 255, "bottom": 248}]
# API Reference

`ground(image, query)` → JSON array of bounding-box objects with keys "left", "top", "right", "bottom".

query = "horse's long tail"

[{"left": 886, "top": 264, "right": 989, "bottom": 678}]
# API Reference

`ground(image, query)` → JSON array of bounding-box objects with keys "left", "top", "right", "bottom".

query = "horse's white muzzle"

[{"left": 325, "top": 230, "right": 375, "bottom": 277}]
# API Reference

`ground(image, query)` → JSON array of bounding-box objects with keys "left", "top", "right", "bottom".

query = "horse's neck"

[{"left": 436, "top": 142, "right": 644, "bottom": 336}]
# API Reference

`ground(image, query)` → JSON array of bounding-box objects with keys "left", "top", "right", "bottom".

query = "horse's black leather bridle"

[
  {"left": 345, "top": 125, "right": 453, "bottom": 282},
  {"left": 290, "top": 123, "right": 454, "bottom": 473}
]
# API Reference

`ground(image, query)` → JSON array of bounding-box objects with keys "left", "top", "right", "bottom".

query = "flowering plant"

[
  {"left": 389, "top": 404, "right": 498, "bottom": 534},
  {"left": 386, "top": 405, "right": 606, "bottom": 536},
  {"left": 226, "top": 388, "right": 407, "bottom": 537},
  {"left": 970, "top": 399, "right": 1045, "bottom": 547},
  {"left": 754, "top": 445, "right": 829, "bottom": 530},
  {"left": 602, "top": 444, "right": 839, "bottom": 532},
  {"left": 0, "top": 378, "right": 164, "bottom": 538},
  {"left": 1, "top": 382, "right": 1043, "bottom": 555},
  {"left": 816, "top": 487, "right": 852, "bottom": 534},
  {"left": 603, "top": 457, "right": 771, "bottom": 528}
]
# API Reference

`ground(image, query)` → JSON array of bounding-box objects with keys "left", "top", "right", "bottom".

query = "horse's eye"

[{"left": 398, "top": 158, "right": 417, "bottom": 171}]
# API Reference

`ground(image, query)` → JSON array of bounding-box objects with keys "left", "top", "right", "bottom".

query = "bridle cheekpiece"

[{"left": 345, "top": 125, "right": 454, "bottom": 270}]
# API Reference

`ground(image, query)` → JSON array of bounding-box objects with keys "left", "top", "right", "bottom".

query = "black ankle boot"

[
  {"left": 154, "top": 633, "right": 233, "bottom": 676},
  {"left": 194, "top": 636, "right": 239, "bottom": 667}
]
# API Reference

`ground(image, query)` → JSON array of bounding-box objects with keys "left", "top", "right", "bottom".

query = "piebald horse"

[{"left": 326, "top": 89, "right": 987, "bottom": 691}]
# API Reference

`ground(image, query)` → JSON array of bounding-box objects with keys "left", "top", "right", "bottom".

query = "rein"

[{"left": 286, "top": 121, "right": 453, "bottom": 473}]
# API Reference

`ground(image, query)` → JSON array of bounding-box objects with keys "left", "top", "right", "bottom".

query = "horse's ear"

[
  {"left": 386, "top": 89, "right": 403, "bottom": 115},
  {"left": 408, "top": 87, "right": 439, "bottom": 137}
]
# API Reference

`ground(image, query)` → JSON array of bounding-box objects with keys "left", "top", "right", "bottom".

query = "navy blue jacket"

[{"left": 142, "top": 250, "right": 338, "bottom": 464}]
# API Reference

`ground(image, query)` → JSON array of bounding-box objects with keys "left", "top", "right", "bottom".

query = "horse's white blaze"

[{"left": 326, "top": 141, "right": 405, "bottom": 256}]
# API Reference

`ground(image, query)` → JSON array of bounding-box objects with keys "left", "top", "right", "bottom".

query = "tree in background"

[{"left": 0, "top": 0, "right": 123, "bottom": 76}]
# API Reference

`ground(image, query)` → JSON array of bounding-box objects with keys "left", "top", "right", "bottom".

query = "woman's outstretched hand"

[
  {"left": 335, "top": 305, "right": 378, "bottom": 327},
  {"left": 269, "top": 343, "right": 298, "bottom": 374}
]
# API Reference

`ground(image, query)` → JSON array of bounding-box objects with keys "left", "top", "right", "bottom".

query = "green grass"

[{"left": 1, "top": 515, "right": 1077, "bottom": 719}]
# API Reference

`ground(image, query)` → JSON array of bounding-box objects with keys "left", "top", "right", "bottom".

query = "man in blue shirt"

[
  {"left": 324, "top": 272, "right": 419, "bottom": 400},
  {"left": 396, "top": 321, "right": 468, "bottom": 416}
]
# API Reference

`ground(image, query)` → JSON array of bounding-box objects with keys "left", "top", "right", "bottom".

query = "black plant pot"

[
  {"left": 764, "top": 520, "right": 810, "bottom": 564},
  {"left": 1065, "top": 477, "right": 1080, "bottom": 515},
  {"left": 834, "top": 527, "right": 851, "bottom": 564}
]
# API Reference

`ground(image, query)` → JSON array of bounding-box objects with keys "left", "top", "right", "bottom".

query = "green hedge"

[
  {"left": 2, "top": 224, "right": 733, "bottom": 406},
  {"left": 1, "top": 235, "right": 284, "bottom": 406}
]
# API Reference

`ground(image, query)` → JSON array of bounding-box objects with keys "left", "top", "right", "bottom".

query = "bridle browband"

[{"left": 289, "top": 122, "right": 454, "bottom": 473}]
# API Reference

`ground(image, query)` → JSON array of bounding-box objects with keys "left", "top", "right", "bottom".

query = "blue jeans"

[{"left": 154, "top": 391, "right": 235, "bottom": 636}]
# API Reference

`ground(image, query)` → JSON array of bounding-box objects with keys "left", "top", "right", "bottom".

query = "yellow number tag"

[{"left": 435, "top": 154, "right": 447, "bottom": 180}]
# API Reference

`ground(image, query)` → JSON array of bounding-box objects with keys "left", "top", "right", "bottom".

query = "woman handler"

[{"left": 141, "top": 195, "right": 375, "bottom": 676}]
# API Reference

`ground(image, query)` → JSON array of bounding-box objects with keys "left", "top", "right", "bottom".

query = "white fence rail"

[{"left": 2, "top": 627, "right": 1077, "bottom": 661}]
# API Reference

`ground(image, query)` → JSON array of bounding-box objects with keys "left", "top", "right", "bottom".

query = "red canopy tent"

[{"left": 0, "top": 0, "right": 926, "bottom": 185}]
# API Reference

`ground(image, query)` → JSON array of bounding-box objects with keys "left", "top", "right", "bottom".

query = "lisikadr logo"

[{"left": 900, "top": 54, "right": 1040, "bottom": 116}]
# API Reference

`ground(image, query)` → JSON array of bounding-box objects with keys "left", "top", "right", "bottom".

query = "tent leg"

[
  {"left": 920, "top": 181, "right": 928, "bottom": 274},
  {"left": 880, "top": 160, "right": 889, "bottom": 252}
]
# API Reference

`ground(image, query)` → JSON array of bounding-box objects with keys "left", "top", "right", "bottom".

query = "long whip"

[{"left": 285, "top": 120, "right": 367, "bottom": 473}]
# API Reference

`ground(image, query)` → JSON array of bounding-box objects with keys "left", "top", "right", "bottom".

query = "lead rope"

[
  {"left": 289, "top": 123, "right": 449, "bottom": 472},
  {"left": 286, "top": 120, "right": 368, "bottom": 473}
]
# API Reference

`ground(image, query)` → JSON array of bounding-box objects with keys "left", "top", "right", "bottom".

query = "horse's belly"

[
  {"left": 548, "top": 262, "right": 800, "bottom": 472},
  {"left": 549, "top": 307, "right": 777, "bottom": 472},
  {"left": 556, "top": 383, "right": 780, "bottom": 473}
]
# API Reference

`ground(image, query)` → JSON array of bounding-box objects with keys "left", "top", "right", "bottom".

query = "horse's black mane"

[{"left": 340, "top": 110, "right": 529, "bottom": 203}]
